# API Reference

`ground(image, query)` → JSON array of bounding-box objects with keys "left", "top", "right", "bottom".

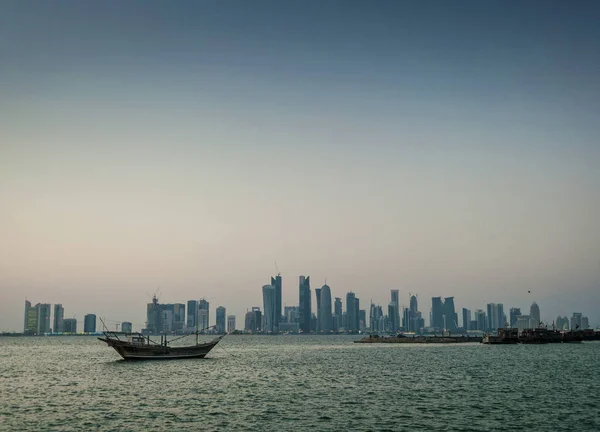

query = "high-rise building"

[
  {"left": 555, "top": 316, "right": 569, "bottom": 330},
  {"left": 198, "top": 299, "right": 210, "bottom": 332},
  {"left": 284, "top": 306, "right": 299, "bottom": 324},
  {"left": 315, "top": 287, "right": 322, "bottom": 332},
  {"left": 173, "top": 303, "right": 186, "bottom": 331},
  {"left": 444, "top": 297, "right": 458, "bottom": 331},
  {"left": 24, "top": 300, "right": 37, "bottom": 335},
  {"left": 571, "top": 312, "right": 583, "bottom": 330},
  {"left": 581, "top": 316, "right": 589, "bottom": 329},
  {"left": 475, "top": 309, "right": 487, "bottom": 331},
  {"left": 346, "top": 292, "right": 357, "bottom": 332},
  {"left": 359, "top": 309, "right": 366, "bottom": 331},
  {"left": 431, "top": 297, "right": 444, "bottom": 329},
  {"left": 252, "top": 307, "right": 262, "bottom": 332},
  {"left": 62, "top": 318, "right": 77, "bottom": 333},
  {"left": 263, "top": 285, "right": 276, "bottom": 333},
  {"left": 84, "top": 314, "right": 97, "bottom": 333},
  {"left": 299, "top": 276, "right": 311, "bottom": 333},
  {"left": 509, "top": 308, "right": 521, "bottom": 328},
  {"left": 53, "top": 304, "right": 64, "bottom": 333},
  {"left": 516, "top": 315, "right": 531, "bottom": 332},
  {"left": 271, "top": 274, "right": 282, "bottom": 329},
  {"left": 320, "top": 285, "right": 332, "bottom": 333},
  {"left": 462, "top": 308, "right": 471, "bottom": 330},
  {"left": 486, "top": 303, "right": 505, "bottom": 330},
  {"left": 216, "top": 306, "right": 226, "bottom": 334},
  {"left": 244, "top": 311, "right": 255, "bottom": 332},
  {"left": 390, "top": 290, "right": 400, "bottom": 331},
  {"left": 530, "top": 302, "right": 541, "bottom": 328},
  {"left": 334, "top": 297, "right": 342, "bottom": 332},
  {"left": 146, "top": 296, "right": 161, "bottom": 333},
  {"left": 36, "top": 303, "right": 51, "bottom": 335},
  {"left": 121, "top": 322, "right": 133, "bottom": 333},
  {"left": 227, "top": 315, "right": 236, "bottom": 333},
  {"left": 187, "top": 300, "right": 198, "bottom": 330}
]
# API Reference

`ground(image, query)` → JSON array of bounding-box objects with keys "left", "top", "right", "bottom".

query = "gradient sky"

[{"left": 1, "top": 1, "right": 599, "bottom": 331}]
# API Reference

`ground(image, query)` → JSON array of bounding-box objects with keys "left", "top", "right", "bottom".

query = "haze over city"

[{"left": 1, "top": 1, "right": 599, "bottom": 331}]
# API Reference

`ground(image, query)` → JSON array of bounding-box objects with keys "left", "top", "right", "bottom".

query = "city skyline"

[
  {"left": 15, "top": 272, "right": 597, "bottom": 334},
  {"left": 2, "top": 2, "right": 599, "bottom": 331}
]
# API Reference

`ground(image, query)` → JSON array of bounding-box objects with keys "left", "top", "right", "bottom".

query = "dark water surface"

[{"left": 1, "top": 335, "right": 599, "bottom": 431}]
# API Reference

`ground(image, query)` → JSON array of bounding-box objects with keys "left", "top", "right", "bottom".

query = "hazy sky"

[{"left": 1, "top": 1, "right": 599, "bottom": 331}]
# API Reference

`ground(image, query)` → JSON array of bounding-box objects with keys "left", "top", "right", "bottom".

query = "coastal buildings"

[
  {"left": 53, "top": 304, "right": 64, "bottom": 333},
  {"left": 299, "top": 276, "right": 311, "bottom": 333},
  {"left": 271, "top": 274, "right": 282, "bottom": 330},
  {"left": 530, "top": 302, "right": 541, "bottom": 328},
  {"left": 346, "top": 292, "right": 358, "bottom": 333},
  {"left": 198, "top": 299, "right": 210, "bottom": 332},
  {"left": 84, "top": 314, "right": 97, "bottom": 333},
  {"left": 510, "top": 308, "right": 521, "bottom": 328},
  {"left": 121, "top": 322, "right": 133, "bottom": 333},
  {"left": 216, "top": 306, "right": 226, "bottom": 334},
  {"left": 186, "top": 300, "right": 198, "bottom": 330},
  {"left": 36, "top": 304, "right": 51, "bottom": 335},
  {"left": 63, "top": 318, "right": 77, "bottom": 333},
  {"left": 319, "top": 284, "right": 332, "bottom": 333},
  {"left": 462, "top": 308, "right": 471, "bottom": 331},
  {"left": 262, "top": 285, "right": 276, "bottom": 333},
  {"left": 227, "top": 315, "right": 236, "bottom": 333}
]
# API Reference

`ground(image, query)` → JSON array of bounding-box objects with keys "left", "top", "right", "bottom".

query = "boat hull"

[{"left": 99, "top": 336, "right": 223, "bottom": 360}]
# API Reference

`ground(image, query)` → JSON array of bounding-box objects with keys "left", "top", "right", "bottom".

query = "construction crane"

[{"left": 274, "top": 261, "right": 281, "bottom": 276}]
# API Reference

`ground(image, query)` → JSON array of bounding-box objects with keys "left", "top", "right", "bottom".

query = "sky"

[{"left": 1, "top": 1, "right": 599, "bottom": 331}]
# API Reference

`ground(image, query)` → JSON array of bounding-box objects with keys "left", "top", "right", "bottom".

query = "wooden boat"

[{"left": 99, "top": 331, "right": 225, "bottom": 360}]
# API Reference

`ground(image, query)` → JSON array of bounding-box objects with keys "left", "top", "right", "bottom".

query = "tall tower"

[
  {"left": 320, "top": 285, "right": 332, "bottom": 333},
  {"left": 530, "top": 302, "right": 540, "bottom": 328},
  {"left": 198, "top": 299, "right": 210, "bottom": 332},
  {"left": 216, "top": 306, "right": 226, "bottom": 334},
  {"left": 271, "top": 274, "right": 282, "bottom": 329},
  {"left": 315, "top": 287, "right": 322, "bottom": 332},
  {"left": 299, "top": 276, "right": 311, "bottom": 333},
  {"left": 262, "top": 285, "right": 276, "bottom": 333},
  {"left": 346, "top": 292, "right": 357, "bottom": 332}
]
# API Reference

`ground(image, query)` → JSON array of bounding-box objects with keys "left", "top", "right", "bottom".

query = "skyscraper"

[
  {"left": 571, "top": 312, "right": 582, "bottom": 330},
  {"left": 24, "top": 300, "right": 37, "bottom": 335},
  {"left": 443, "top": 297, "right": 458, "bottom": 331},
  {"left": 486, "top": 303, "right": 505, "bottom": 330},
  {"left": 509, "top": 308, "right": 521, "bottom": 328},
  {"left": 475, "top": 309, "right": 487, "bottom": 331},
  {"left": 262, "top": 285, "right": 276, "bottom": 333},
  {"left": 36, "top": 303, "right": 51, "bottom": 335},
  {"left": 121, "top": 322, "right": 133, "bottom": 333},
  {"left": 216, "top": 306, "right": 226, "bottom": 334},
  {"left": 431, "top": 297, "right": 443, "bottom": 329},
  {"left": 462, "top": 308, "right": 471, "bottom": 330},
  {"left": 53, "top": 304, "right": 64, "bottom": 333},
  {"left": 299, "top": 276, "right": 311, "bottom": 333},
  {"left": 346, "top": 292, "right": 357, "bottom": 332},
  {"left": 320, "top": 284, "right": 332, "bottom": 333},
  {"left": 530, "top": 302, "right": 541, "bottom": 328},
  {"left": 315, "top": 287, "right": 322, "bottom": 332},
  {"left": 271, "top": 274, "right": 282, "bottom": 329},
  {"left": 186, "top": 300, "right": 198, "bottom": 330},
  {"left": 227, "top": 315, "right": 236, "bottom": 333},
  {"left": 199, "top": 299, "right": 210, "bottom": 331},
  {"left": 62, "top": 318, "right": 77, "bottom": 333},
  {"left": 84, "top": 314, "right": 97, "bottom": 333},
  {"left": 173, "top": 303, "right": 186, "bottom": 331},
  {"left": 334, "top": 297, "right": 342, "bottom": 332},
  {"left": 389, "top": 290, "right": 400, "bottom": 332}
]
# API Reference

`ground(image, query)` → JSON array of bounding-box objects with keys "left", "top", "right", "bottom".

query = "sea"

[{"left": 1, "top": 335, "right": 599, "bottom": 431}]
